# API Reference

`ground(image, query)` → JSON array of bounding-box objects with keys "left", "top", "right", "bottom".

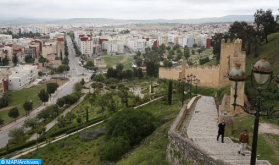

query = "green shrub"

[
  {"left": 98, "top": 136, "right": 130, "bottom": 161},
  {"left": 105, "top": 108, "right": 157, "bottom": 146}
]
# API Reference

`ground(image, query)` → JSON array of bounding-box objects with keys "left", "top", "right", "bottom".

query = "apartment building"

[
  {"left": 0, "top": 34, "right": 12, "bottom": 46},
  {"left": 9, "top": 65, "right": 38, "bottom": 90},
  {"left": 107, "top": 41, "right": 118, "bottom": 55},
  {"left": 80, "top": 37, "right": 93, "bottom": 56}
]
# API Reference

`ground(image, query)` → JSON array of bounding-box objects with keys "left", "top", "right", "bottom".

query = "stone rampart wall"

[
  {"left": 167, "top": 96, "right": 230, "bottom": 165},
  {"left": 159, "top": 65, "right": 220, "bottom": 88}
]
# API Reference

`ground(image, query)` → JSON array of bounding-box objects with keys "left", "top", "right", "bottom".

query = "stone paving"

[{"left": 186, "top": 96, "right": 271, "bottom": 165}]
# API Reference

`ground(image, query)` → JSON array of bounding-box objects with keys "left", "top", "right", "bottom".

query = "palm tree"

[
  {"left": 97, "top": 95, "right": 108, "bottom": 115},
  {"left": 57, "top": 115, "right": 66, "bottom": 128},
  {"left": 65, "top": 112, "right": 76, "bottom": 123},
  {"left": 88, "top": 94, "right": 96, "bottom": 110}
]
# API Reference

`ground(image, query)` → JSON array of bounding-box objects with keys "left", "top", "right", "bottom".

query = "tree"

[
  {"left": 38, "top": 89, "right": 49, "bottom": 105},
  {"left": 116, "top": 63, "right": 124, "bottom": 71},
  {"left": 88, "top": 94, "right": 96, "bottom": 110},
  {"left": 136, "top": 51, "right": 141, "bottom": 57},
  {"left": 62, "top": 57, "right": 69, "bottom": 65},
  {"left": 73, "top": 82, "right": 83, "bottom": 92},
  {"left": 229, "top": 21, "right": 255, "bottom": 55},
  {"left": 173, "top": 44, "right": 180, "bottom": 50},
  {"left": 36, "top": 109, "right": 50, "bottom": 123},
  {"left": 177, "top": 51, "right": 183, "bottom": 60},
  {"left": 23, "top": 100, "right": 33, "bottom": 116},
  {"left": 191, "top": 49, "right": 195, "bottom": 55},
  {"left": 212, "top": 33, "right": 230, "bottom": 62},
  {"left": 136, "top": 58, "right": 142, "bottom": 67},
  {"left": 197, "top": 49, "right": 202, "bottom": 54},
  {"left": 168, "top": 49, "right": 175, "bottom": 56},
  {"left": 93, "top": 75, "right": 104, "bottom": 82},
  {"left": 65, "top": 112, "right": 75, "bottom": 123},
  {"left": 57, "top": 115, "right": 66, "bottom": 128},
  {"left": 193, "top": 43, "right": 197, "bottom": 48},
  {"left": 56, "top": 97, "right": 65, "bottom": 108},
  {"left": 8, "top": 107, "right": 19, "bottom": 122},
  {"left": 184, "top": 46, "right": 190, "bottom": 60},
  {"left": 107, "top": 99, "right": 116, "bottom": 113},
  {"left": 47, "top": 83, "right": 59, "bottom": 100},
  {"left": 163, "top": 60, "right": 173, "bottom": 67},
  {"left": 168, "top": 81, "right": 172, "bottom": 105},
  {"left": 105, "top": 108, "right": 156, "bottom": 146},
  {"left": 38, "top": 71, "right": 42, "bottom": 76},
  {"left": 118, "top": 89, "right": 130, "bottom": 107},
  {"left": 23, "top": 118, "right": 37, "bottom": 130},
  {"left": 84, "top": 105, "right": 90, "bottom": 123},
  {"left": 12, "top": 55, "right": 18, "bottom": 65},
  {"left": 137, "top": 68, "right": 143, "bottom": 82},
  {"left": 167, "top": 54, "right": 173, "bottom": 60},
  {"left": 166, "top": 46, "right": 171, "bottom": 51},
  {"left": 86, "top": 61, "right": 94, "bottom": 69},
  {"left": 0, "top": 117, "right": 4, "bottom": 125},
  {"left": 254, "top": 9, "right": 278, "bottom": 43},
  {"left": 146, "top": 60, "right": 160, "bottom": 77},
  {"left": 8, "top": 127, "right": 25, "bottom": 145},
  {"left": 97, "top": 95, "right": 108, "bottom": 115},
  {"left": 80, "top": 78, "right": 85, "bottom": 86}
]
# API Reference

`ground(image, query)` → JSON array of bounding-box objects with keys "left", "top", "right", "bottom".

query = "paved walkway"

[
  {"left": 28, "top": 95, "right": 86, "bottom": 141},
  {"left": 185, "top": 96, "right": 270, "bottom": 165}
]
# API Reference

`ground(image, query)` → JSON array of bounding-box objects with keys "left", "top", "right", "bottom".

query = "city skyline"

[{"left": 1, "top": 0, "right": 278, "bottom": 20}]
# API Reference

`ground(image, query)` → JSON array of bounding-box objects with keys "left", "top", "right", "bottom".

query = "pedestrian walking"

[
  {"left": 217, "top": 119, "right": 226, "bottom": 143},
  {"left": 238, "top": 130, "right": 249, "bottom": 156}
]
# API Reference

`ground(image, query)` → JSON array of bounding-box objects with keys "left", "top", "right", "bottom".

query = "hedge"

[
  {"left": 0, "top": 116, "right": 106, "bottom": 157},
  {"left": 66, "top": 116, "right": 104, "bottom": 134}
]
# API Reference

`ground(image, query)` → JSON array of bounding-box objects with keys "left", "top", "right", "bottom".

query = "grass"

[
  {"left": 191, "top": 86, "right": 218, "bottom": 97},
  {"left": 227, "top": 114, "right": 279, "bottom": 165},
  {"left": 244, "top": 33, "right": 279, "bottom": 126},
  {"left": 203, "top": 59, "right": 218, "bottom": 65},
  {"left": 20, "top": 98, "right": 182, "bottom": 165},
  {"left": 217, "top": 86, "right": 231, "bottom": 102},
  {"left": 0, "top": 84, "right": 46, "bottom": 124}
]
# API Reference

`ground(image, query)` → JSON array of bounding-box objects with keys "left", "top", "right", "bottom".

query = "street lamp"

[
  {"left": 194, "top": 79, "right": 200, "bottom": 95},
  {"left": 228, "top": 57, "right": 279, "bottom": 165},
  {"left": 177, "top": 76, "right": 186, "bottom": 106},
  {"left": 186, "top": 74, "right": 197, "bottom": 99}
]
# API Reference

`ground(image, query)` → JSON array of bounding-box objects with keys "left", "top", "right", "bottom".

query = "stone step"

[
  {"left": 193, "top": 137, "right": 234, "bottom": 144},
  {"left": 218, "top": 155, "right": 251, "bottom": 161}
]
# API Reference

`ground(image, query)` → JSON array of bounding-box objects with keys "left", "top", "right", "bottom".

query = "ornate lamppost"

[
  {"left": 177, "top": 76, "right": 186, "bottom": 106},
  {"left": 228, "top": 57, "right": 279, "bottom": 165},
  {"left": 186, "top": 74, "right": 197, "bottom": 98},
  {"left": 194, "top": 79, "right": 200, "bottom": 95}
]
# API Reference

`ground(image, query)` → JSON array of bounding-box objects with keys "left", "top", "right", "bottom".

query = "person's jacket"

[
  {"left": 239, "top": 133, "right": 249, "bottom": 144},
  {"left": 218, "top": 123, "right": 226, "bottom": 134}
]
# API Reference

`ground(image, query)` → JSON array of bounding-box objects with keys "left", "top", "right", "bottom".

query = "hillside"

[{"left": 244, "top": 32, "right": 279, "bottom": 125}]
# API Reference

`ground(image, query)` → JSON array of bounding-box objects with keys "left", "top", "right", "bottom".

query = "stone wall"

[
  {"left": 159, "top": 65, "right": 220, "bottom": 88},
  {"left": 167, "top": 96, "right": 230, "bottom": 165}
]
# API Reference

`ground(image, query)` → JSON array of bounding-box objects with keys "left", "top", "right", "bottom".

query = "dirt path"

[
  {"left": 0, "top": 106, "right": 15, "bottom": 112},
  {"left": 259, "top": 122, "right": 279, "bottom": 135},
  {"left": 112, "top": 55, "right": 128, "bottom": 68}
]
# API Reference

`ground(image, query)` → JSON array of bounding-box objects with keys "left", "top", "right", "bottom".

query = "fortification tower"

[{"left": 219, "top": 38, "right": 246, "bottom": 115}]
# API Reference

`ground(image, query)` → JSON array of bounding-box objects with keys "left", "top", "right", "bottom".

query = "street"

[{"left": 0, "top": 35, "right": 92, "bottom": 148}]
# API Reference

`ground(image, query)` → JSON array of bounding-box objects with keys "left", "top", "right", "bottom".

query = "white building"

[
  {"left": 8, "top": 65, "right": 38, "bottom": 90},
  {"left": 0, "top": 34, "right": 12, "bottom": 46}
]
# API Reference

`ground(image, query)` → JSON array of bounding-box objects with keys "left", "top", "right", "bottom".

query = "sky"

[{"left": 1, "top": 0, "right": 279, "bottom": 20}]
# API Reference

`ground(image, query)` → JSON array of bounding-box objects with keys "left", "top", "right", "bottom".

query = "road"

[{"left": 0, "top": 35, "right": 92, "bottom": 148}]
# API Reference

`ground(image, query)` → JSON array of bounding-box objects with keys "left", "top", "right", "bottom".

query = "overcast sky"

[{"left": 1, "top": 0, "right": 278, "bottom": 20}]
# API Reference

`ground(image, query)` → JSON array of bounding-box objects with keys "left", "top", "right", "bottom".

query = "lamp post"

[
  {"left": 186, "top": 74, "right": 197, "bottom": 99},
  {"left": 178, "top": 77, "right": 186, "bottom": 106},
  {"left": 228, "top": 57, "right": 279, "bottom": 165},
  {"left": 194, "top": 79, "right": 200, "bottom": 95}
]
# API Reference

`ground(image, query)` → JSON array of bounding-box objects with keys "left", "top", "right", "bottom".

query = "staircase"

[{"left": 186, "top": 96, "right": 271, "bottom": 165}]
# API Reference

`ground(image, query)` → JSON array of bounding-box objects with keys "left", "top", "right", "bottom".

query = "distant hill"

[{"left": 0, "top": 15, "right": 257, "bottom": 25}]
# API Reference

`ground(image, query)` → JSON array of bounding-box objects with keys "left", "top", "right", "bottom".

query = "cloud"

[{"left": 0, "top": 0, "right": 278, "bottom": 19}]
